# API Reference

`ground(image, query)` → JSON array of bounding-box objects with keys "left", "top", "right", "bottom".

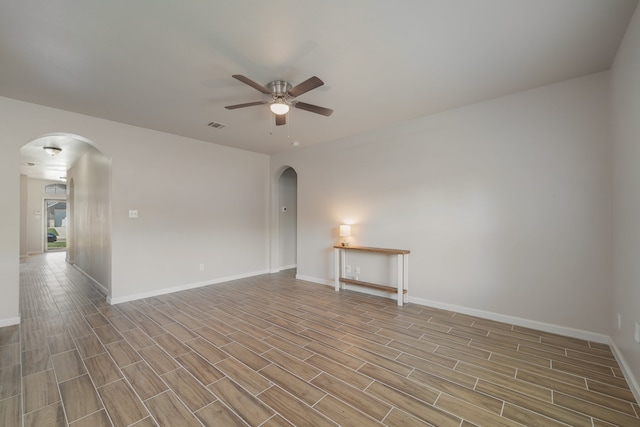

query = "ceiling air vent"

[{"left": 207, "top": 121, "right": 226, "bottom": 129}]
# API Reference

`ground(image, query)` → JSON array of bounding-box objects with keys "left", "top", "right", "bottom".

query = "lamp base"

[{"left": 341, "top": 242, "right": 349, "bottom": 246}]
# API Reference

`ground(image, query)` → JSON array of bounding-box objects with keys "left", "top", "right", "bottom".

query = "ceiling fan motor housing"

[{"left": 268, "top": 81, "right": 292, "bottom": 100}]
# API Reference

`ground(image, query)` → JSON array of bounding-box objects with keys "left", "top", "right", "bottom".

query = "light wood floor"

[{"left": 1, "top": 253, "right": 639, "bottom": 426}]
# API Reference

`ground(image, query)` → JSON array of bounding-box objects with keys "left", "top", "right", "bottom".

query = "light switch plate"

[{"left": 128, "top": 210, "right": 139, "bottom": 218}]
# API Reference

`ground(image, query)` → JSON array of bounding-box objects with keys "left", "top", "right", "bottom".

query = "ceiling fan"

[{"left": 225, "top": 75, "right": 333, "bottom": 126}]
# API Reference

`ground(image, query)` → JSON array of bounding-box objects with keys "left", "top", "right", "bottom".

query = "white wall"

[
  {"left": 0, "top": 157, "right": 20, "bottom": 326},
  {"left": 108, "top": 127, "right": 269, "bottom": 302},
  {"left": 272, "top": 72, "right": 612, "bottom": 337},
  {"left": 67, "top": 147, "right": 112, "bottom": 293},
  {"left": 0, "top": 96, "right": 269, "bottom": 324},
  {"left": 278, "top": 167, "right": 297, "bottom": 269},
  {"left": 611, "top": 5, "right": 640, "bottom": 398},
  {"left": 20, "top": 175, "right": 28, "bottom": 259}
]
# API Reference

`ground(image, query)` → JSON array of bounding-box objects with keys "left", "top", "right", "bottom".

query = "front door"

[{"left": 45, "top": 199, "right": 67, "bottom": 251}]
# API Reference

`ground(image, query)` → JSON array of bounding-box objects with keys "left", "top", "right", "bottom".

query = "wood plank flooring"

[{"left": 0, "top": 252, "right": 638, "bottom": 426}]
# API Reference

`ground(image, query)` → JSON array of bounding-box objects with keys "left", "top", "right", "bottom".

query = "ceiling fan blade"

[
  {"left": 232, "top": 75, "right": 272, "bottom": 94},
  {"left": 275, "top": 114, "right": 286, "bottom": 126},
  {"left": 225, "top": 101, "right": 267, "bottom": 110},
  {"left": 294, "top": 102, "right": 333, "bottom": 116},
  {"left": 287, "top": 76, "right": 324, "bottom": 97}
]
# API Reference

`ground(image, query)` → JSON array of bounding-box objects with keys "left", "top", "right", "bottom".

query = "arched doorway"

[
  {"left": 277, "top": 167, "right": 298, "bottom": 272},
  {"left": 19, "top": 133, "right": 112, "bottom": 297}
]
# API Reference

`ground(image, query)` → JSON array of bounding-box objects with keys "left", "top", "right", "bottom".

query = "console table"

[{"left": 333, "top": 245, "right": 410, "bottom": 306}]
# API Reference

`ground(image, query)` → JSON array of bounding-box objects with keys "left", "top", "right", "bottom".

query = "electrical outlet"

[
  {"left": 128, "top": 209, "right": 139, "bottom": 218},
  {"left": 355, "top": 266, "right": 361, "bottom": 274},
  {"left": 635, "top": 322, "right": 640, "bottom": 343},
  {"left": 199, "top": 263, "right": 205, "bottom": 271},
  {"left": 617, "top": 313, "right": 622, "bottom": 330},
  {"left": 346, "top": 265, "right": 352, "bottom": 273}
]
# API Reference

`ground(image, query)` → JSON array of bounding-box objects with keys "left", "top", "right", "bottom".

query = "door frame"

[{"left": 44, "top": 198, "right": 67, "bottom": 252}]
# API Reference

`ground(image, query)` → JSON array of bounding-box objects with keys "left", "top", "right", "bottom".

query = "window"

[{"left": 44, "top": 183, "right": 67, "bottom": 194}]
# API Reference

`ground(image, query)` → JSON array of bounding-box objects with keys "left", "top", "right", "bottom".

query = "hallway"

[{"left": 1, "top": 253, "right": 639, "bottom": 426}]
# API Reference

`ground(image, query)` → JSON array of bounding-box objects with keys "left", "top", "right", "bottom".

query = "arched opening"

[
  {"left": 19, "top": 132, "right": 112, "bottom": 298},
  {"left": 278, "top": 167, "right": 298, "bottom": 272}
]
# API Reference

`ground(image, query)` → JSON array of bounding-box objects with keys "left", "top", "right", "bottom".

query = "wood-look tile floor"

[{"left": 1, "top": 252, "right": 639, "bottom": 426}]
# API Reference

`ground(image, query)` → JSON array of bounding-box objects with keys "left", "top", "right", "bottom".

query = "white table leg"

[
  {"left": 334, "top": 248, "right": 340, "bottom": 291},
  {"left": 403, "top": 254, "right": 409, "bottom": 305},
  {"left": 397, "top": 254, "right": 403, "bottom": 306}
]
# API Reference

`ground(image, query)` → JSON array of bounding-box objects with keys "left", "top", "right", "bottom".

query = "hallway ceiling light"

[{"left": 43, "top": 146, "right": 62, "bottom": 156}]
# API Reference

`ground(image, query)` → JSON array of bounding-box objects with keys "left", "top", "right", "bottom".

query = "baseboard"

[
  {"left": 303, "top": 274, "right": 610, "bottom": 344},
  {"left": 295, "top": 274, "right": 333, "bottom": 286},
  {"left": 108, "top": 269, "right": 270, "bottom": 305},
  {"left": 609, "top": 339, "right": 640, "bottom": 405},
  {"left": 410, "top": 296, "right": 610, "bottom": 344},
  {"left": 72, "top": 264, "right": 108, "bottom": 296},
  {"left": 331, "top": 278, "right": 640, "bottom": 403},
  {"left": 0, "top": 317, "right": 20, "bottom": 327},
  {"left": 279, "top": 264, "right": 297, "bottom": 271}
]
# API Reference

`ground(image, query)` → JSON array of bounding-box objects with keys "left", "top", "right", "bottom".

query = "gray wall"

[
  {"left": 67, "top": 147, "right": 112, "bottom": 293},
  {"left": 272, "top": 71, "right": 612, "bottom": 339},
  {"left": 20, "top": 175, "right": 27, "bottom": 259},
  {"left": 611, "top": 5, "right": 640, "bottom": 399}
]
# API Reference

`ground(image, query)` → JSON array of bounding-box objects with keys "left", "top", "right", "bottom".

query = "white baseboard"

[
  {"left": 295, "top": 274, "right": 333, "bottom": 286},
  {"left": 270, "top": 264, "right": 297, "bottom": 273},
  {"left": 355, "top": 285, "right": 640, "bottom": 401},
  {"left": 72, "top": 264, "right": 109, "bottom": 296},
  {"left": 609, "top": 339, "right": 640, "bottom": 405},
  {"left": 302, "top": 275, "right": 610, "bottom": 344},
  {"left": 108, "top": 269, "right": 270, "bottom": 305},
  {"left": 0, "top": 317, "right": 20, "bottom": 327},
  {"left": 410, "top": 296, "right": 610, "bottom": 344}
]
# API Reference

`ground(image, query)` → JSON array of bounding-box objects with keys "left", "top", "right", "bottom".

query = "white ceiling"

[{"left": 2, "top": 0, "right": 638, "bottom": 165}]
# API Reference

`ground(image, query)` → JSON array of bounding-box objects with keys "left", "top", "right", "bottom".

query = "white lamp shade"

[
  {"left": 270, "top": 100, "right": 290, "bottom": 115},
  {"left": 339, "top": 224, "right": 351, "bottom": 237}
]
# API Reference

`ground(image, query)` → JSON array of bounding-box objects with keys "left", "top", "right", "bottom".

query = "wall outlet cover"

[{"left": 617, "top": 313, "right": 622, "bottom": 330}]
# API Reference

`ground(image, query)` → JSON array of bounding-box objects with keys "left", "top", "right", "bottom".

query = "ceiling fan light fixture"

[
  {"left": 226, "top": 75, "right": 331, "bottom": 126},
  {"left": 43, "top": 146, "right": 62, "bottom": 156},
  {"left": 270, "top": 99, "right": 290, "bottom": 115}
]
